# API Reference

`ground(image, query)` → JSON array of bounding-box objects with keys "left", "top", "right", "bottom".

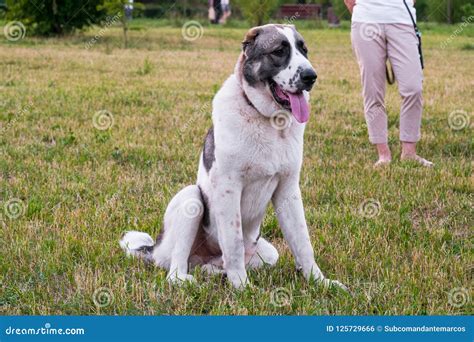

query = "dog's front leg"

[
  {"left": 273, "top": 176, "right": 346, "bottom": 290},
  {"left": 272, "top": 178, "right": 322, "bottom": 280},
  {"left": 212, "top": 179, "right": 248, "bottom": 289}
]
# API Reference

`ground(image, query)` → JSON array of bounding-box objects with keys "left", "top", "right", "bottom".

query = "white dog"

[{"left": 121, "top": 24, "right": 346, "bottom": 290}]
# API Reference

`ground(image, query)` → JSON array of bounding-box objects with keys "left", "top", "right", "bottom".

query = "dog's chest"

[{"left": 238, "top": 123, "right": 302, "bottom": 181}]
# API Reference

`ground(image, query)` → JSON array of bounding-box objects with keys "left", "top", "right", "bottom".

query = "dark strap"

[
  {"left": 403, "top": 0, "right": 418, "bottom": 28},
  {"left": 386, "top": 1, "right": 423, "bottom": 85},
  {"left": 403, "top": 0, "right": 424, "bottom": 69}
]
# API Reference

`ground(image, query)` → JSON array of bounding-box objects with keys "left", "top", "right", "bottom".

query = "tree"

[
  {"left": 447, "top": 0, "right": 453, "bottom": 23},
  {"left": 98, "top": 0, "right": 144, "bottom": 48},
  {"left": 235, "top": 0, "right": 281, "bottom": 26},
  {"left": 5, "top": 0, "right": 105, "bottom": 35}
]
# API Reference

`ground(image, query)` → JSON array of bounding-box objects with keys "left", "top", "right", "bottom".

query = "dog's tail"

[{"left": 119, "top": 231, "right": 156, "bottom": 263}]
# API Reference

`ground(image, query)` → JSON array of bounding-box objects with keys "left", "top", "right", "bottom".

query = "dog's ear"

[
  {"left": 242, "top": 27, "right": 260, "bottom": 56},
  {"left": 236, "top": 27, "right": 262, "bottom": 86}
]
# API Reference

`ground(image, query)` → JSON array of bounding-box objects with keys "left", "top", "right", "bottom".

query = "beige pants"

[{"left": 351, "top": 22, "right": 423, "bottom": 144}]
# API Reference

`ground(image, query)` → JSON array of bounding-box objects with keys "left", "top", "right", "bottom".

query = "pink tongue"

[{"left": 288, "top": 92, "right": 310, "bottom": 123}]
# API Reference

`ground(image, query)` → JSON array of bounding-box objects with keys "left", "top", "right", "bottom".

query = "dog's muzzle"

[{"left": 299, "top": 68, "right": 317, "bottom": 91}]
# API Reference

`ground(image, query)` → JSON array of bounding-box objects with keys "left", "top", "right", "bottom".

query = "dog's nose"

[{"left": 301, "top": 68, "right": 317, "bottom": 87}]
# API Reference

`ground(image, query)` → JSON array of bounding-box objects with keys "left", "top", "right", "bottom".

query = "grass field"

[{"left": 0, "top": 19, "right": 472, "bottom": 315}]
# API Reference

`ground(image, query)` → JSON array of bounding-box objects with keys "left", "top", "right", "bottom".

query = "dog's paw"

[
  {"left": 321, "top": 278, "right": 350, "bottom": 294},
  {"left": 201, "top": 264, "right": 225, "bottom": 275},
  {"left": 226, "top": 269, "right": 249, "bottom": 290},
  {"left": 167, "top": 273, "right": 196, "bottom": 285}
]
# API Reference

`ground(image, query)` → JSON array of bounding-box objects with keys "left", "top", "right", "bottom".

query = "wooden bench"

[{"left": 277, "top": 4, "right": 322, "bottom": 20}]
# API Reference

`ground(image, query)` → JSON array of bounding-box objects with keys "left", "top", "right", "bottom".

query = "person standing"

[
  {"left": 209, "top": 0, "right": 223, "bottom": 24},
  {"left": 124, "top": 0, "right": 134, "bottom": 21},
  {"left": 220, "top": 0, "right": 232, "bottom": 24},
  {"left": 345, "top": 0, "right": 433, "bottom": 167}
]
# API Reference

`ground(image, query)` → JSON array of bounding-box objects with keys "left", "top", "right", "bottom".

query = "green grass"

[{"left": 0, "top": 20, "right": 472, "bottom": 315}]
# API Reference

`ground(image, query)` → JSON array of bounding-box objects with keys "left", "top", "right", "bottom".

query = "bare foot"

[
  {"left": 401, "top": 154, "right": 434, "bottom": 167},
  {"left": 374, "top": 143, "right": 392, "bottom": 168},
  {"left": 400, "top": 142, "right": 433, "bottom": 167},
  {"left": 374, "top": 158, "right": 391, "bottom": 168}
]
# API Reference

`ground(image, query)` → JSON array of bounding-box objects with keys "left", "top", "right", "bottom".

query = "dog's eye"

[
  {"left": 271, "top": 48, "right": 285, "bottom": 57},
  {"left": 298, "top": 41, "right": 308, "bottom": 55}
]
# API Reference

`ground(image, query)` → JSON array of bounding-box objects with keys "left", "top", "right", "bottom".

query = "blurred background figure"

[
  {"left": 125, "top": 0, "right": 134, "bottom": 21},
  {"left": 209, "top": 0, "right": 223, "bottom": 24},
  {"left": 220, "top": 0, "right": 232, "bottom": 24},
  {"left": 327, "top": 5, "right": 340, "bottom": 27}
]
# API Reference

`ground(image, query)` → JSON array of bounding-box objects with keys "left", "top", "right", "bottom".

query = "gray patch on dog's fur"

[
  {"left": 242, "top": 25, "right": 292, "bottom": 87},
  {"left": 203, "top": 126, "right": 215, "bottom": 172},
  {"left": 137, "top": 244, "right": 154, "bottom": 254},
  {"left": 198, "top": 185, "right": 210, "bottom": 227},
  {"left": 293, "top": 30, "right": 308, "bottom": 57},
  {"left": 155, "top": 229, "right": 164, "bottom": 245}
]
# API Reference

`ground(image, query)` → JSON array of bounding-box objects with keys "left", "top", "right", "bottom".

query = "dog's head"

[{"left": 237, "top": 24, "right": 316, "bottom": 123}]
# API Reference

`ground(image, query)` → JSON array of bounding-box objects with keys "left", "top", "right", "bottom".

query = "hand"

[{"left": 344, "top": 0, "right": 356, "bottom": 13}]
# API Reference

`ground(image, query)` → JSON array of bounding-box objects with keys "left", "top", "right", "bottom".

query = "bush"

[
  {"left": 459, "top": 3, "right": 474, "bottom": 19},
  {"left": 234, "top": 0, "right": 281, "bottom": 26},
  {"left": 5, "top": 0, "right": 105, "bottom": 35},
  {"left": 140, "top": 0, "right": 207, "bottom": 18},
  {"left": 421, "top": 0, "right": 473, "bottom": 23},
  {"left": 0, "top": 0, "right": 7, "bottom": 17}
]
